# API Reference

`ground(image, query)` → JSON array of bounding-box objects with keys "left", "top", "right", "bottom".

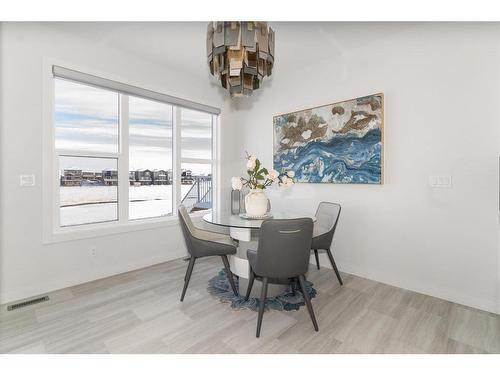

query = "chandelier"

[{"left": 206, "top": 22, "right": 275, "bottom": 97}]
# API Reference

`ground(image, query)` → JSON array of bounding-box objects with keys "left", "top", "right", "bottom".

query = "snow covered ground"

[{"left": 60, "top": 185, "right": 199, "bottom": 226}]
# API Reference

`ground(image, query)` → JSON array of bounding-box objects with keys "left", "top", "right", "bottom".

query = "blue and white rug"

[{"left": 207, "top": 270, "right": 317, "bottom": 312}]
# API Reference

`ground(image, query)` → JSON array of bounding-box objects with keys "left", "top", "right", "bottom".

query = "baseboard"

[
  {"left": 0, "top": 250, "right": 187, "bottom": 306},
  {"left": 310, "top": 253, "right": 500, "bottom": 315},
  {"left": 4, "top": 251, "right": 497, "bottom": 314}
]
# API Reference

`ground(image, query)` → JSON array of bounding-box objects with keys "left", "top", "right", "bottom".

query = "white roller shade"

[{"left": 52, "top": 65, "right": 221, "bottom": 115}]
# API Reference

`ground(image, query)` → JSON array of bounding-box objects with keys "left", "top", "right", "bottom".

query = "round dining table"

[{"left": 203, "top": 210, "right": 315, "bottom": 297}]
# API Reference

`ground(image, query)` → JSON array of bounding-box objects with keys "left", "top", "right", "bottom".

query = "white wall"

[
  {"left": 229, "top": 23, "right": 500, "bottom": 313},
  {"left": 0, "top": 22, "right": 237, "bottom": 304}
]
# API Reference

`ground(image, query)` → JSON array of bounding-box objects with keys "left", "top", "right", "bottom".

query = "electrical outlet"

[
  {"left": 90, "top": 247, "right": 96, "bottom": 257},
  {"left": 20, "top": 174, "right": 35, "bottom": 187},
  {"left": 429, "top": 175, "right": 452, "bottom": 188}
]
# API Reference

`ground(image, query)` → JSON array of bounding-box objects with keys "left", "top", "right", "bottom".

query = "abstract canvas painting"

[{"left": 273, "top": 93, "right": 384, "bottom": 184}]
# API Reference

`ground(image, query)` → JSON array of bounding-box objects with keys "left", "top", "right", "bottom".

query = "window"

[
  {"left": 51, "top": 66, "right": 219, "bottom": 230},
  {"left": 55, "top": 79, "right": 120, "bottom": 227},
  {"left": 55, "top": 79, "right": 119, "bottom": 153},
  {"left": 58, "top": 156, "right": 118, "bottom": 227},
  {"left": 180, "top": 109, "right": 214, "bottom": 213},
  {"left": 129, "top": 96, "right": 173, "bottom": 220}
]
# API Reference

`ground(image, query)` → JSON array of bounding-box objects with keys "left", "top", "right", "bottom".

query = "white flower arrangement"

[{"left": 231, "top": 152, "right": 295, "bottom": 190}]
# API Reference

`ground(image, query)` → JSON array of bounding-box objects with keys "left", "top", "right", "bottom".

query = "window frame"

[{"left": 42, "top": 60, "right": 220, "bottom": 244}]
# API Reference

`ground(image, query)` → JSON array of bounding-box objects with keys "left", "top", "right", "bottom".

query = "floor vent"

[{"left": 7, "top": 296, "right": 49, "bottom": 311}]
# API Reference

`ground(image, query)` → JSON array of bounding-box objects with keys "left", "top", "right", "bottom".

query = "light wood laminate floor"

[{"left": 1, "top": 257, "right": 499, "bottom": 354}]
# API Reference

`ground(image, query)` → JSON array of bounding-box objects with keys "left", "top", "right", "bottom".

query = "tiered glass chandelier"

[{"left": 206, "top": 22, "right": 275, "bottom": 97}]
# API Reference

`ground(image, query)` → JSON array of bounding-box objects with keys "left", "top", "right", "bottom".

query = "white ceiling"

[{"left": 42, "top": 22, "right": 416, "bottom": 79}]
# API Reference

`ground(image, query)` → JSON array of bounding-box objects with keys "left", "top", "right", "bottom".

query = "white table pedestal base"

[{"left": 228, "top": 227, "right": 288, "bottom": 298}]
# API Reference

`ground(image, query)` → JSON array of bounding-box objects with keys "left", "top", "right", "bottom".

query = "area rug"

[{"left": 207, "top": 270, "right": 317, "bottom": 312}]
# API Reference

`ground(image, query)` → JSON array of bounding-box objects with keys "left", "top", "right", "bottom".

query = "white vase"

[{"left": 245, "top": 189, "right": 268, "bottom": 217}]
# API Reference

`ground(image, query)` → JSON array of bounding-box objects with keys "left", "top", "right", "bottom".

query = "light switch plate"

[
  {"left": 20, "top": 174, "right": 36, "bottom": 187},
  {"left": 429, "top": 175, "right": 452, "bottom": 188}
]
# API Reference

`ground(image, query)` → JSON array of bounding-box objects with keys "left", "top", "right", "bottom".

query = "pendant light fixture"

[{"left": 206, "top": 22, "right": 275, "bottom": 97}]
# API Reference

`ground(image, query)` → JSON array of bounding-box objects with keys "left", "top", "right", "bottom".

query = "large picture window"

[{"left": 52, "top": 67, "right": 218, "bottom": 229}]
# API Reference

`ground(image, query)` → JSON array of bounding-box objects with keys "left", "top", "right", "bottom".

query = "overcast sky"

[{"left": 55, "top": 79, "right": 212, "bottom": 175}]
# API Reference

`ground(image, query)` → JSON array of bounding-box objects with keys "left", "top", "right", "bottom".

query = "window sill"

[{"left": 43, "top": 210, "right": 211, "bottom": 244}]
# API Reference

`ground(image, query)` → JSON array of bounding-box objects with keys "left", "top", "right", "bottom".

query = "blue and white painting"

[{"left": 273, "top": 94, "right": 383, "bottom": 184}]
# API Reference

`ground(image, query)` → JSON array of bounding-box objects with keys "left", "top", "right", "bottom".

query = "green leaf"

[
  {"left": 256, "top": 184, "right": 265, "bottom": 189},
  {"left": 260, "top": 168, "right": 268, "bottom": 176},
  {"left": 255, "top": 174, "right": 264, "bottom": 180},
  {"left": 254, "top": 159, "right": 261, "bottom": 172}
]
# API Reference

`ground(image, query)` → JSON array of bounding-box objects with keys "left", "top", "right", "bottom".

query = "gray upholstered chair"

[
  {"left": 178, "top": 205, "right": 238, "bottom": 301},
  {"left": 245, "top": 218, "right": 318, "bottom": 338},
  {"left": 311, "top": 202, "right": 343, "bottom": 285}
]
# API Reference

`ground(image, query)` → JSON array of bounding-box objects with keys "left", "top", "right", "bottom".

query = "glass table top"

[{"left": 203, "top": 211, "right": 315, "bottom": 229}]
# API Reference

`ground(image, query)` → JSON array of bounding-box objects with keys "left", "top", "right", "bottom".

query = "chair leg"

[
  {"left": 298, "top": 274, "right": 318, "bottom": 331},
  {"left": 313, "top": 249, "right": 320, "bottom": 270},
  {"left": 245, "top": 269, "right": 255, "bottom": 301},
  {"left": 221, "top": 255, "right": 238, "bottom": 296},
  {"left": 291, "top": 277, "right": 300, "bottom": 295},
  {"left": 326, "top": 249, "right": 343, "bottom": 285},
  {"left": 183, "top": 257, "right": 192, "bottom": 281},
  {"left": 256, "top": 277, "right": 268, "bottom": 338},
  {"left": 180, "top": 257, "right": 196, "bottom": 302}
]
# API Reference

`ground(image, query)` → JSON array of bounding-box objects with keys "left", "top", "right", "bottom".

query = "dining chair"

[
  {"left": 178, "top": 205, "right": 238, "bottom": 301},
  {"left": 245, "top": 218, "right": 318, "bottom": 338},
  {"left": 311, "top": 202, "right": 343, "bottom": 285}
]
